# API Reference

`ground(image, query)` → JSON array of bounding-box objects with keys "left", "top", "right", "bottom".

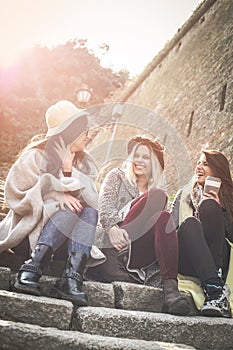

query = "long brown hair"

[{"left": 202, "top": 149, "right": 233, "bottom": 219}]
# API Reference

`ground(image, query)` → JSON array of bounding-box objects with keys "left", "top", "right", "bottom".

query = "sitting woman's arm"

[
  {"left": 43, "top": 191, "right": 83, "bottom": 212},
  {"left": 99, "top": 168, "right": 123, "bottom": 231}
]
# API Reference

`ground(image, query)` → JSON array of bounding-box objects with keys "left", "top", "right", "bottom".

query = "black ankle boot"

[
  {"left": 162, "top": 279, "right": 191, "bottom": 316},
  {"left": 14, "top": 244, "right": 53, "bottom": 296},
  {"left": 52, "top": 251, "right": 88, "bottom": 306}
]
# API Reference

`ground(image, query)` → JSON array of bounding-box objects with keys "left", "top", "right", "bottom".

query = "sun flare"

[{"left": 0, "top": 44, "right": 25, "bottom": 68}]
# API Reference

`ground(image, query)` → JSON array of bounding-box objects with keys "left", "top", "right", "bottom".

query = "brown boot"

[{"left": 162, "top": 279, "right": 190, "bottom": 316}]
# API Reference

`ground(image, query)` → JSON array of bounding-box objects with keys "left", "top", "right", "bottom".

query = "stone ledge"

[
  {"left": 1, "top": 267, "right": 198, "bottom": 315},
  {"left": 113, "top": 281, "right": 163, "bottom": 312},
  {"left": 1, "top": 287, "right": 233, "bottom": 350},
  {"left": 75, "top": 306, "right": 233, "bottom": 350},
  {"left": 0, "top": 290, "right": 73, "bottom": 330},
  {"left": 0, "top": 319, "right": 196, "bottom": 350},
  {"left": 0, "top": 267, "right": 11, "bottom": 290},
  {"left": 3, "top": 272, "right": 115, "bottom": 309}
]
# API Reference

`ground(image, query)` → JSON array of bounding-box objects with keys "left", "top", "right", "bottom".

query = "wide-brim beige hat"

[{"left": 45, "top": 100, "right": 87, "bottom": 137}]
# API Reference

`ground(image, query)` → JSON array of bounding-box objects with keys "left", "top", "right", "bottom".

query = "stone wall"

[{"left": 115, "top": 0, "right": 233, "bottom": 194}]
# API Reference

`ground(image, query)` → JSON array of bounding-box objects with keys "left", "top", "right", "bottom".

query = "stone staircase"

[{"left": 1, "top": 257, "right": 233, "bottom": 350}]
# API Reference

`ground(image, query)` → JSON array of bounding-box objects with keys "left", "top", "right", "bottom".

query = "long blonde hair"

[
  {"left": 124, "top": 143, "right": 165, "bottom": 189},
  {"left": 18, "top": 134, "right": 48, "bottom": 157}
]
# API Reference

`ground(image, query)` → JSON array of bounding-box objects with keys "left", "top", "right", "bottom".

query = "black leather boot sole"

[
  {"left": 13, "top": 279, "right": 41, "bottom": 296},
  {"left": 50, "top": 284, "right": 88, "bottom": 306}
]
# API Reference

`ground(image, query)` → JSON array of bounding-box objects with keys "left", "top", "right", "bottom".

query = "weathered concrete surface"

[
  {"left": 0, "top": 290, "right": 73, "bottom": 330},
  {"left": 112, "top": 282, "right": 198, "bottom": 315},
  {"left": 0, "top": 319, "right": 196, "bottom": 350},
  {"left": 75, "top": 306, "right": 233, "bottom": 350},
  {"left": 83, "top": 280, "right": 115, "bottom": 308},
  {"left": 113, "top": 282, "right": 163, "bottom": 312},
  {"left": 0, "top": 268, "right": 230, "bottom": 350},
  {"left": 39, "top": 276, "right": 116, "bottom": 308},
  {"left": 1, "top": 268, "right": 200, "bottom": 316},
  {"left": 6, "top": 273, "right": 115, "bottom": 308},
  {"left": 0, "top": 267, "right": 10, "bottom": 290}
]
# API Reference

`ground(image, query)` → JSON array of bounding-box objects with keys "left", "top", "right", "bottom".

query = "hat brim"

[
  {"left": 128, "top": 137, "right": 165, "bottom": 154},
  {"left": 46, "top": 110, "right": 88, "bottom": 137}
]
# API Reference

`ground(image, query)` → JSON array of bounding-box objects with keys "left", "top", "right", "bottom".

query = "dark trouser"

[
  {"left": 178, "top": 198, "right": 229, "bottom": 285},
  {"left": 121, "top": 189, "right": 179, "bottom": 283},
  {"left": 86, "top": 189, "right": 179, "bottom": 284}
]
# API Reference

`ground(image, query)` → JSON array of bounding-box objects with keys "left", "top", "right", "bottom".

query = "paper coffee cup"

[{"left": 204, "top": 176, "right": 221, "bottom": 194}]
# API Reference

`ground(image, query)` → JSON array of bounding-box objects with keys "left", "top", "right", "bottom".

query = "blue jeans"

[{"left": 38, "top": 206, "right": 98, "bottom": 256}]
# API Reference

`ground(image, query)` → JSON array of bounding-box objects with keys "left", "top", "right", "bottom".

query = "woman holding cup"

[{"left": 171, "top": 149, "right": 233, "bottom": 318}]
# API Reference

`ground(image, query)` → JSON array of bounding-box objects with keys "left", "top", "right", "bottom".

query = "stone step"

[
  {"left": 0, "top": 290, "right": 73, "bottom": 330},
  {"left": 74, "top": 306, "right": 233, "bottom": 350},
  {"left": 0, "top": 319, "right": 196, "bottom": 350},
  {"left": 0, "top": 267, "right": 198, "bottom": 315},
  {"left": 1, "top": 288, "right": 233, "bottom": 350},
  {"left": 2, "top": 266, "right": 233, "bottom": 349}
]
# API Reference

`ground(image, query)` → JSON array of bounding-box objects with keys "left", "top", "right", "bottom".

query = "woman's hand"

[
  {"left": 202, "top": 190, "right": 220, "bottom": 205},
  {"left": 108, "top": 226, "right": 130, "bottom": 251},
  {"left": 54, "top": 137, "right": 75, "bottom": 172},
  {"left": 44, "top": 191, "right": 83, "bottom": 212}
]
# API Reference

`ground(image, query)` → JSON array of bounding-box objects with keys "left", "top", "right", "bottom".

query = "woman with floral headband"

[
  {"left": 0, "top": 100, "right": 102, "bottom": 306},
  {"left": 86, "top": 136, "right": 191, "bottom": 316}
]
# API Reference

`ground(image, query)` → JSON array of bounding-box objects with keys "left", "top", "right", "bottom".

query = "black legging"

[{"left": 178, "top": 199, "right": 230, "bottom": 286}]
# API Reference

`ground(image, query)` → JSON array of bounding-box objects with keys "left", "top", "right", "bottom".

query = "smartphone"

[{"left": 204, "top": 176, "right": 221, "bottom": 195}]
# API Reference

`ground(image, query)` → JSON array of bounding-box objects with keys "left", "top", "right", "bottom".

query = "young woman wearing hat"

[
  {"left": 86, "top": 136, "right": 191, "bottom": 316},
  {"left": 0, "top": 100, "right": 101, "bottom": 306},
  {"left": 172, "top": 150, "right": 233, "bottom": 318}
]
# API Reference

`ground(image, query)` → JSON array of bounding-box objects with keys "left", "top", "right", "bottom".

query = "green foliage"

[
  {"left": 0, "top": 39, "right": 129, "bottom": 168},
  {"left": 168, "top": 193, "right": 176, "bottom": 203}
]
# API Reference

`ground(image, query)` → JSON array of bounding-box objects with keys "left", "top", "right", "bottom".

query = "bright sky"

[{"left": 0, "top": 0, "right": 202, "bottom": 75}]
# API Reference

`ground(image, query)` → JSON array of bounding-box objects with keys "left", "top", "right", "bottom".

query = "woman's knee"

[
  {"left": 178, "top": 216, "right": 202, "bottom": 239},
  {"left": 81, "top": 207, "right": 98, "bottom": 225},
  {"left": 198, "top": 198, "right": 221, "bottom": 217},
  {"left": 48, "top": 206, "right": 78, "bottom": 226},
  {"left": 132, "top": 189, "right": 167, "bottom": 208},
  {"left": 82, "top": 207, "right": 98, "bottom": 215},
  {"left": 148, "top": 188, "right": 167, "bottom": 200},
  {"left": 146, "top": 188, "right": 167, "bottom": 210},
  {"left": 155, "top": 211, "right": 176, "bottom": 234}
]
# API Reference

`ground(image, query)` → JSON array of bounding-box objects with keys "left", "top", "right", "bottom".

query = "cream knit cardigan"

[{"left": 0, "top": 148, "right": 102, "bottom": 262}]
